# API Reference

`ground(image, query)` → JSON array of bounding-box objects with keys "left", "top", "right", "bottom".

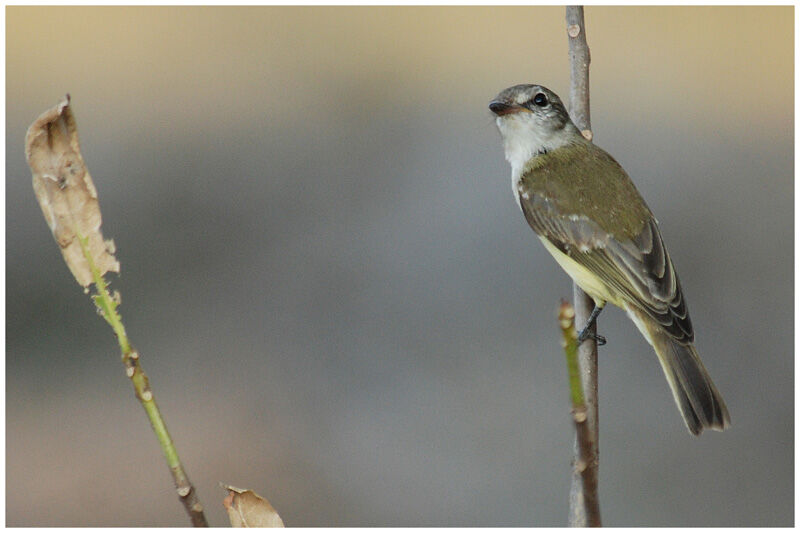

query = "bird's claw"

[{"left": 577, "top": 328, "right": 606, "bottom": 346}]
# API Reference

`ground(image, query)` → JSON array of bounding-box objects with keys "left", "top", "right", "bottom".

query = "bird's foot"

[
  {"left": 576, "top": 303, "right": 606, "bottom": 346},
  {"left": 577, "top": 328, "right": 606, "bottom": 346}
]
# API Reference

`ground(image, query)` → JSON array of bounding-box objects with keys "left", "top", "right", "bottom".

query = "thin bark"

[{"left": 565, "top": 6, "right": 601, "bottom": 528}]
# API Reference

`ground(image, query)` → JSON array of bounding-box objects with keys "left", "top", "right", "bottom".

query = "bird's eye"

[{"left": 533, "top": 93, "right": 548, "bottom": 107}]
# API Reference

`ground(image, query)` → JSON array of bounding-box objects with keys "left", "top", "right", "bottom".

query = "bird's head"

[{"left": 489, "top": 84, "right": 580, "bottom": 173}]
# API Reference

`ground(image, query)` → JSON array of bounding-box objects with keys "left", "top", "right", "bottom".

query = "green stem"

[
  {"left": 76, "top": 232, "right": 207, "bottom": 527},
  {"left": 559, "top": 301, "right": 585, "bottom": 409}
]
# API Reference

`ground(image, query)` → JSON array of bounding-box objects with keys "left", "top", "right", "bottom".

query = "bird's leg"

[{"left": 577, "top": 303, "right": 606, "bottom": 346}]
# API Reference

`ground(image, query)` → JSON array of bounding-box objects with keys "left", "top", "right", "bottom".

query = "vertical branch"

[
  {"left": 565, "top": 6, "right": 601, "bottom": 527},
  {"left": 558, "top": 301, "right": 600, "bottom": 527},
  {"left": 566, "top": 7, "right": 593, "bottom": 142}
]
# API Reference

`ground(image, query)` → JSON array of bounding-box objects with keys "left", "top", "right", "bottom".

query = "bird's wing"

[{"left": 520, "top": 192, "right": 694, "bottom": 344}]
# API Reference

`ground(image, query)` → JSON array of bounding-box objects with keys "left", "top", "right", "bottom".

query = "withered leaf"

[
  {"left": 222, "top": 484, "right": 285, "bottom": 527},
  {"left": 25, "top": 95, "right": 119, "bottom": 287}
]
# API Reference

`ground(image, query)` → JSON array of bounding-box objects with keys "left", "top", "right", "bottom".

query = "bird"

[{"left": 489, "top": 84, "right": 730, "bottom": 435}]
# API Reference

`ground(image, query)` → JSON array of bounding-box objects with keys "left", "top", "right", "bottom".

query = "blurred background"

[{"left": 6, "top": 6, "right": 793, "bottom": 526}]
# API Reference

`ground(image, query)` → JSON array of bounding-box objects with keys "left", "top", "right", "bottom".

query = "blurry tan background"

[{"left": 6, "top": 6, "right": 793, "bottom": 526}]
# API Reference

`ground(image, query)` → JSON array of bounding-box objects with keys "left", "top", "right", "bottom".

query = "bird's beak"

[{"left": 489, "top": 100, "right": 527, "bottom": 117}]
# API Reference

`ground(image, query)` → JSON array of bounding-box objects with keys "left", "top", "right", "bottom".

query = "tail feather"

[{"left": 626, "top": 306, "right": 730, "bottom": 435}]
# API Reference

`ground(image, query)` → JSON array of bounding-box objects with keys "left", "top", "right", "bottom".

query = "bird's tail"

[{"left": 626, "top": 306, "right": 731, "bottom": 435}]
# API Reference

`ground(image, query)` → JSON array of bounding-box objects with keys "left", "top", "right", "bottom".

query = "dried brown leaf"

[
  {"left": 222, "top": 484, "right": 285, "bottom": 527},
  {"left": 25, "top": 96, "right": 119, "bottom": 287}
]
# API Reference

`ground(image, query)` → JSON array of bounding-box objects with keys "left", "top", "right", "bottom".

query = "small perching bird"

[{"left": 489, "top": 84, "right": 730, "bottom": 435}]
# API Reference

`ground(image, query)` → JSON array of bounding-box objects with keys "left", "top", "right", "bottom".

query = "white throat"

[{"left": 495, "top": 115, "right": 577, "bottom": 205}]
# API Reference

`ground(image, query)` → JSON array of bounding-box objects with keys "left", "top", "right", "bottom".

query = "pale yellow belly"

[{"left": 538, "top": 236, "right": 620, "bottom": 307}]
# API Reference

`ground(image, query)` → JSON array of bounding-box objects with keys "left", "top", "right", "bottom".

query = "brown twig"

[{"left": 565, "top": 6, "right": 601, "bottom": 527}]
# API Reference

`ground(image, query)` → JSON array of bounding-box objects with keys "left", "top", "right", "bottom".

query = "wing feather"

[{"left": 520, "top": 192, "right": 694, "bottom": 344}]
